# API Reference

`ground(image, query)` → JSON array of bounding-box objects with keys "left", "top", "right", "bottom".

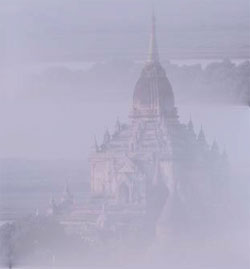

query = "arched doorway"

[{"left": 119, "top": 183, "right": 129, "bottom": 204}]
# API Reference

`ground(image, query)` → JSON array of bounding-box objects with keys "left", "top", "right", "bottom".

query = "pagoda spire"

[
  {"left": 188, "top": 117, "right": 194, "bottom": 132},
  {"left": 62, "top": 179, "right": 73, "bottom": 201},
  {"left": 188, "top": 117, "right": 196, "bottom": 139},
  {"left": 63, "top": 180, "right": 70, "bottom": 196},
  {"left": 148, "top": 7, "right": 160, "bottom": 63},
  {"left": 103, "top": 129, "right": 111, "bottom": 144},
  {"left": 198, "top": 125, "right": 206, "bottom": 143},
  {"left": 94, "top": 135, "right": 99, "bottom": 152},
  {"left": 198, "top": 125, "right": 209, "bottom": 151},
  {"left": 211, "top": 139, "right": 219, "bottom": 153}
]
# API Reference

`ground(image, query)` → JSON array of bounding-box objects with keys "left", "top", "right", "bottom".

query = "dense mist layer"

[{"left": 0, "top": 1, "right": 249, "bottom": 268}]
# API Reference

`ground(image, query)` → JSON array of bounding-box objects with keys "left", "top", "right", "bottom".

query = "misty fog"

[{"left": 0, "top": 0, "right": 249, "bottom": 268}]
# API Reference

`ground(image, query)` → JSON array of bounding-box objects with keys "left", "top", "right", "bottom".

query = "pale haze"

[
  {"left": 0, "top": 1, "right": 249, "bottom": 267},
  {"left": 0, "top": 0, "right": 249, "bottom": 163}
]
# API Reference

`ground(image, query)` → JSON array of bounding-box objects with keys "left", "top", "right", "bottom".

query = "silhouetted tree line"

[
  {"left": 26, "top": 59, "right": 250, "bottom": 106},
  {"left": 0, "top": 215, "right": 89, "bottom": 267},
  {"left": 165, "top": 59, "right": 250, "bottom": 106}
]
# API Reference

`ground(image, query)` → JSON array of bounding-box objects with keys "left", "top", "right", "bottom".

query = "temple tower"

[{"left": 131, "top": 11, "right": 178, "bottom": 124}]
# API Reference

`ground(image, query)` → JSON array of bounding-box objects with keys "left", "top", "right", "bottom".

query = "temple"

[
  {"left": 50, "top": 13, "right": 228, "bottom": 240},
  {"left": 89, "top": 12, "right": 227, "bottom": 212}
]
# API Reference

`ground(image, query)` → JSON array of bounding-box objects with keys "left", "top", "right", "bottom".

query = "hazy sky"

[
  {"left": 0, "top": 0, "right": 249, "bottom": 169},
  {"left": 1, "top": 0, "right": 249, "bottom": 62}
]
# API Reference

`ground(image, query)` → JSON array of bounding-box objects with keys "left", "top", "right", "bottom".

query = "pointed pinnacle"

[{"left": 148, "top": 7, "right": 160, "bottom": 63}]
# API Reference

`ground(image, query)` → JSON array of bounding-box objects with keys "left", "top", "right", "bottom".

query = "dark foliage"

[{"left": 0, "top": 215, "right": 88, "bottom": 267}]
